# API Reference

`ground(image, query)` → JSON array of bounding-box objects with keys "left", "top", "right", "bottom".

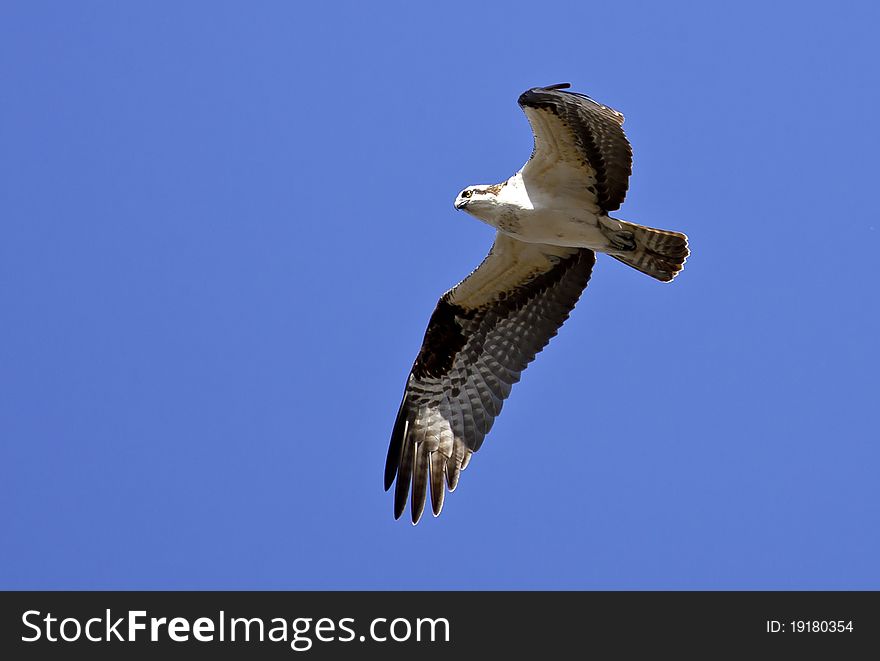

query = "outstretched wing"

[
  {"left": 518, "top": 83, "right": 632, "bottom": 212},
  {"left": 385, "top": 233, "right": 596, "bottom": 523}
]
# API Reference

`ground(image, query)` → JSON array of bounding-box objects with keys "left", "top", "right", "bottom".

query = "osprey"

[{"left": 385, "top": 84, "right": 689, "bottom": 523}]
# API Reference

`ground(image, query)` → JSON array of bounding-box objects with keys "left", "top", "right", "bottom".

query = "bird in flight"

[{"left": 385, "top": 83, "right": 689, "bottom": 524}]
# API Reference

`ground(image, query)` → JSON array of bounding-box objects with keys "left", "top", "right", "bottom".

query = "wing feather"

[
  {"left": 446, "top": 450, "right": 463, "bottom": 491},
  {"left": 429, "top": 452, "right": 446, "bottom": 516},
  {"left": 460, "top": 449, "right": 473, "bottom": 471},
  {"left": 385, "top": 233, "right": 596, "bottom": 523},
  {"left": 393, "top": 422, "right": 414, "bottom": 520},
  {"left": 411, "top": 441, "right": 430, "bottom": 523}
]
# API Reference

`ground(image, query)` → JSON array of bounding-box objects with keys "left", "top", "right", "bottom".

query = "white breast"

[{"left": 490, "top": 172, "right": 607, "bottom": 249}]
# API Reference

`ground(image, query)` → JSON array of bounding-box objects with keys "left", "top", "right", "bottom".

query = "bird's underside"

[{"left": 385, "top": 83, "right": 689, "bottom": 523}]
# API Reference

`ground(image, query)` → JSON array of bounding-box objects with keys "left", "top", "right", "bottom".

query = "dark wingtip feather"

[
  {"left": 410, "top": 444, "right": 429, "bottom": 524},
  {"left": 446, "top": 456, "right": 461, "bottom": 492},
  {"left": 384, "top": 395, "right": 409, "bottom": 491},
  {"left": 429, "top": 454, "right": 446, "bottom": 517},
  {"left": 460, "top": 449, "right": 473, "bottom": 471},
  {"left": 393, "top": 435, "right": 413, "bottom": 520},
  {"left": 518, "top": 83, "right": 572, "bottom": 108}
]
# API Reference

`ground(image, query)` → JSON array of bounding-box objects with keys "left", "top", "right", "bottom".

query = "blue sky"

[{"left": 2, "top": 2, "right": 878, "bottom": 589}]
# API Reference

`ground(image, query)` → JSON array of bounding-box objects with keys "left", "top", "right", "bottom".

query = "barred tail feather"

[{"left": 610, "top": 220, "right": 689, "bottom": 282}]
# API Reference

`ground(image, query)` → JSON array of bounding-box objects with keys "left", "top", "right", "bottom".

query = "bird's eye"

[{"left": 461, "top": 190, "right": 472, "bottom": 199}]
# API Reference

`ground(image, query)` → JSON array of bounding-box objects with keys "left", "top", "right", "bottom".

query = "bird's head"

[{"left": 453, "top": 184, "right": 504, "bottom": 221}]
